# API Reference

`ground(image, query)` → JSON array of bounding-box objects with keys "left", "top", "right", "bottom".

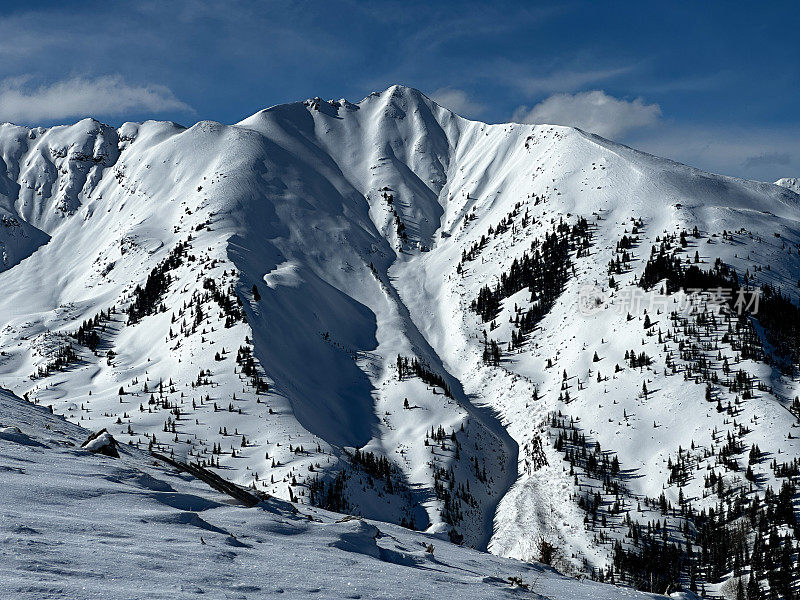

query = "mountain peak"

[
  {"left": 357, "top": 83, "right": 441, "bottom": 118},
  {"left": 366, "top": 83, "right": 429, "bottom": 101},
  {"left": 775, "top": 176, "right": 800, "bottom": 194}
]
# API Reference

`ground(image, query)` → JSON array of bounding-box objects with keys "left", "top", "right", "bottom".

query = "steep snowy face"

[
  {"left": 0, "top": 85, "right": 799, "bottom": 597},
  {"left": 776, "top": 177, "right": 800, "bottom": 194},
  {"left": 0, "top": 119, "right": 126, "bottom": 268},
  {"left": 0, "top": 119, "right": 186, "bottom": 272}
]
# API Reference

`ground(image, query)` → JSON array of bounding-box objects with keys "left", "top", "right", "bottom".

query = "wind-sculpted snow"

[{"left": 0, "top": 85, "right": 798, "bottom": 597}]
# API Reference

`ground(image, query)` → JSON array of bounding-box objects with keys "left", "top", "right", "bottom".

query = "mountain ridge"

[{"left": 1, "top": 84, "right": 799, "bottom": 597}]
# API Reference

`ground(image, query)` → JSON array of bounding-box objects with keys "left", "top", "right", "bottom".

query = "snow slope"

[
  {"left": 0, "top": 85, "right": 798, "bottom": 597},
  {"left": 0, "top": 386, "right": 668, "bottom": 599}
]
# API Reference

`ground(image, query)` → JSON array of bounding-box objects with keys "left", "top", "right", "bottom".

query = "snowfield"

[
  {"left": 0, "top": 387, "right": 664, "bottom": 600},
  {"left": 0, "top": 85, "right": 798, "bottom": 598}
]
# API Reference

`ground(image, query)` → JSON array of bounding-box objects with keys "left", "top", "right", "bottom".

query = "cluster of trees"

[
  {"left": 236, "top": 345, "right": 269, "bottom": 393},
  {"left": 33, "top": 305, "right": 121, "bottom": 379},
  {"left": 73, "top": 307, "right": 115, "bottom": 352},
  {"left": 432, "top": 461, "right": 475, "bottom": 543},
  {"left": 459, "top": 235, "right": 487, "bottom": 267},
  {"left": 551, "top": 413, "right": 621, "bottom": 487},
  {"left": 496, "top": 200, "right": 538, "bottom": 236},
  {"left": 351, "top": 448, "right": 394, "bottom": 487},
  {"left": 482, "top": 339, "right": 502, "bottom": 366},
  {"left": 608, "top": 224, "right": 641, "bottom": 285},
  {"left": 308, "top": 448, "right": 422, "bottom": 531},
  {"left": 381, "top": 190, "right": 408, "bottom": 245},
  {"left": 753, "top": 283, "right": 800, "bottom": 371},
  {"left": 394, "top": 212, "right": 407, "bottom": 244},
  {"left": 202, "top": 276, "right": 246, "bottom": 327},
  {"left": 127, "top": 241, "right": 188, "bottom": 324},
  {"left": 472, "top": 217, "right": 590, "bottom": 324},
  {"left": 639, "top": 250, "right": 738, "bottom": 295},
  {"left": 550, "top": 404, "right": 800, "bottom": 597},
  {"left": 610, "top": 534, "right": 685, "bottom": 593},
  {"left": 625, "top": 349, "right": 652, "bottom": 369},
  {"left": 396, "top": 355, "right": 453, "bottom": 397},
  {"left": 637, "top": 225, "right": 800, "bottom": 373},
  {"left": 423, "top": 422, "right": 480, "bottom": 543},
  {"left": 169, "top": 279, "right": 245, "bottom": 343},
  {"left": 475, "top": 218, "right": 592, "bottom": 364},
  {"left": 309, "top": 470, "right": 349, "bottom": 513},
  {"left": 32, "top": 341, "right": 78, "bottom": 378},
  {"left": 663, "top": 302, "right": 763, "bottom": 387}
]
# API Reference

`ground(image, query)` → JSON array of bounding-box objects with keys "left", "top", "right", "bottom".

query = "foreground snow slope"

[
  {"left": 0, "top": 387, "right": 664, "bottom": 600},
  {"left": 0, "top": 85, "right": 798, "bottom": 596}
]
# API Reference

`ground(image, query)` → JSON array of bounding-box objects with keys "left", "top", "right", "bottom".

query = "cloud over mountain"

[
  {"left": 0, "top": 75, "right": 192, "bottom": 124},
  {"left": 512, "top": 90, "right": 662, "bottom": 139}
]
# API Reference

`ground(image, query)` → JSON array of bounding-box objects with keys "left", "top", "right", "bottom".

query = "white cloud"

[
  {"left": 512, "top": 90, "right": 662, "bottom": 139},
  {"left": 513, "top": 67, "right": 634, "bottom": 96},
  {"left": 512, "top": 91, "right": 800, "bottom": 182},
  {"left": 0, "top": 75, "right": 193, "bottom": 124},
  {"left": 741, "top": 151, "right": 792, "bottom": 170},
  {"left": 430, "top": 87, "right": 486, "bottom": 118}
]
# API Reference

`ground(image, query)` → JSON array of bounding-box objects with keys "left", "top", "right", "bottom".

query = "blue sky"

[{"left": 1, "top": 0, "right": 798, "bottom": 182}]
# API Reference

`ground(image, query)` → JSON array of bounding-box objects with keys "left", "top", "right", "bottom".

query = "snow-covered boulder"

[{"left": 81, "top": 428, "right": 119, "bottom": 458}]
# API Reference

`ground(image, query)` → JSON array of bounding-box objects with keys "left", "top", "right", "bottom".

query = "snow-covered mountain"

[
  {"left": 1, "top": 85, "right": 798, "bottom": 598},
  {"left": 776, "top": 178, "right": 800, "bottom": 195}
]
